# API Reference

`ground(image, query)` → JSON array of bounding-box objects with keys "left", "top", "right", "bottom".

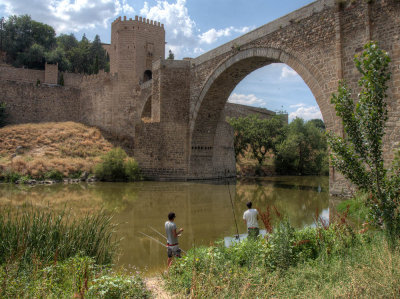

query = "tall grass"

[
  {"left": 164, "top": 216, "right": 391, "bottom": 298},
  {"left": 0, "top": 207, "right": 117, "bottom": 267}
]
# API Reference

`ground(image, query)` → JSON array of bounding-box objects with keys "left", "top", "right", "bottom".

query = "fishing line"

[{"left": 227, "top": 181, "right": 240, "bottom": 240}]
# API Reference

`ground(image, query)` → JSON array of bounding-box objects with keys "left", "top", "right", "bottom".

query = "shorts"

[
  {"left": 167, "top": 245, "right": 182, "bottom": 258},
  {"left": 248, "top": 227, "right": 260, "bottom": 240}
]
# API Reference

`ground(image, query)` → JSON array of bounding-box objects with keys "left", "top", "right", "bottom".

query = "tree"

[
  {"left": 275, "top": 118, "right": 328, "bottom": 175},
  {"left": 167, "top": 49, "right": 174, "bottom": 60},
  {"left": 327, "top": 42, "right": 400, "bottom": 246},
  {"left": 228, "top": 115, "right": 284, "bottom": 168},
  {"left": 2, "top": 15, "right": 55, "bottom": 68}
]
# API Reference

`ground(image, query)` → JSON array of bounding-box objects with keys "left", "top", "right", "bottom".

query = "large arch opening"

[{"left": 189, "top": 48, "right": 330, "bottom": 179}]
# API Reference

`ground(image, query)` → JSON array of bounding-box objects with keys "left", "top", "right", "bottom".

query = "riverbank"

[
  {"left": 163, "top": 223, "right": 400, "bottom": 298},
  {"left": 0, "top": 122, "right": 114, "bottom": 182}
]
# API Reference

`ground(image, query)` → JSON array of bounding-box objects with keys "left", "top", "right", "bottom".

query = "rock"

[
  {"left": 27, "top": 179, "right": 37, "bottom": 185},
  {"left": 80, "top": 171, "right": 89, "bottom": 181},
  {"left": 15, "top": 146, "right": 24, "bottom": 155},
  {"left": 44, "top": 180, "right": 56, "bottom": 185}
]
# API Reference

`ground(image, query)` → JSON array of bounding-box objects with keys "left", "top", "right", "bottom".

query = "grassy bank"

[
  {"left": 164, "top": 219, "right": 399, "bottom": 298},
  {"left": 0, "top": 122, "right": 142, "bottom": 182},
  {"left": 0, "top": 207, "right": 149, "bottom": 298},
  {"left": 0, "top": 122, "right": 113, "bottom": 180}
]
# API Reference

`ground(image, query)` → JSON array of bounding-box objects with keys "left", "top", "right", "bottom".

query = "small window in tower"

[
  {"left": 143, "top": 70, "right": 152, "bottom": 82},
  {"left": 146, "top": 43, "right": 154, "bottom": 58}
]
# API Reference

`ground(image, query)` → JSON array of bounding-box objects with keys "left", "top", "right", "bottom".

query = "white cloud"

[
  {"left": 289, "top": 105, "right": 322, "bottom": 121},
  {"left": 121, "top": 0, "right": 135, "bottom": 15},
  {"left": 280, "top": 65, "right": 298, "bottom": 79},
  {"left": 228, "top": 93, "right": 265, "bottom": 106},
  {"left": 140, "top": 0, "right": 253, "bottom": 57},
  {"left": 0, "top": 0, "right": 134, "bottom": 33},
  {"left": 289, "top": 103, "right": 305, "bottom": 108},
  {"left": 199, "top": 26, "right": 251, "bottom": 44}
]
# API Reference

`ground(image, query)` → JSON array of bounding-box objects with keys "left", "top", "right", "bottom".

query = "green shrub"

[
  {"left": 44, "top": 170, "right": 64, "bottom": 181},
  {"left": 95, "top": 148, "right": 142, "bottom": 182},
  {"left": 124, "top": 157, "right": 142, "bottom": 181},
  {"left": 2, "top": 170, "right": 21, "bottom": 183},
  {"left": 87, "top": 273, "right": 149, "bottom": 298},
  {"left": 0, "top": 255, "right": 149, "bottom": 298}
]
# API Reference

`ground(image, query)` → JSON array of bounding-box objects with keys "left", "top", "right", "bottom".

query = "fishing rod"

[
  {"left": 139, "top": 231, "right": 167, "bottom": 248},
  {"left": 140, "top": 230, "right": 187, "bottom": 254},
  {"left": 149, "top": 226, "right": 167, "bottom": 241},
  {"left": 227, "top": 181, "right": 240, "bottom": 240}
]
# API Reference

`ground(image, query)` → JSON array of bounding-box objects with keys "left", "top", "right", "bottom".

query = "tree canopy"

[{"left": 0, "top": 15, "right": 109, "bottom": 74}]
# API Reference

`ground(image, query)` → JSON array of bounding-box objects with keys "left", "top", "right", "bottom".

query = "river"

[{"left": 0, "top": 176, "right": 331, "bottom": 275}]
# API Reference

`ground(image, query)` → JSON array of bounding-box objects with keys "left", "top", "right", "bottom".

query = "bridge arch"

[{"left": 189, "top": 47, "right": 332, "bottom": 178}]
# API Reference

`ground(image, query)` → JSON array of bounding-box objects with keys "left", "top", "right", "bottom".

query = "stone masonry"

[{"left": 1, "top": 0, "right": 399, "bottom": 196}]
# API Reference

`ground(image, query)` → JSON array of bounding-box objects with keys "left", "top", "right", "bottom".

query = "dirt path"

[{"left": 145, "top": 276, "right": 174, "bottom": 299}]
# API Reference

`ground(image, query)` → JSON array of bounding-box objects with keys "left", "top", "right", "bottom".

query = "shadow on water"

[{"left": 0, "top": 176, "right": 330, "bottom": 275}]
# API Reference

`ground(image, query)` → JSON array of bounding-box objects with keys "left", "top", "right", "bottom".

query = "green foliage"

[
  {"left": 124, "top": 157, "right": 142, "bottom": 181},
  {"left": 87, "top": 273, "right": 149, "bottom": 298},
  {"left": 0, "top": 255, "right": 149, "bottom": 298},
  {"left": 327, "top": 41, "right": 400, "bottom": 246},
  {"left": 337, "top": 193, "right": 370, "bottom": 224},
  {"left": 1, "top": 15, "right": 109, "bottom": 73},
  {"left": 0, "top": 208, "right": 117, "bottom": 266},
  {"left": 44, "top": 170, "right": 64, "bottom": 181},
  {"left": 95, "top": 148, "right": 142, "bottom": 182},
  {"left": 167, "top": 49, "right": 174, "bottom": 60},
  {"left": 228, "top": 115, "right": 284, "bottom": 167},
  {"left": 165, "top": 219, "right": 364, "bottom": 297},
  {"left": 0, "top": 101, "right": 7, "bottom": 127},
  {"left": 2, "top": 170, "right": 21, "bottom": 183},
  {"left": 275, "top": 118, "right": 328, "bottom": 175}
]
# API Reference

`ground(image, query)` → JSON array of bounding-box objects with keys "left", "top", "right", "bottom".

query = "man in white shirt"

[{"left": 243, "top": 201, "right": 259, "bottom": 240}]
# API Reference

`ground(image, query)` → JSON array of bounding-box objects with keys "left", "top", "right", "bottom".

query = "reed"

[{"left": 0, "top": 207, "right": 117, "bottom": 267}]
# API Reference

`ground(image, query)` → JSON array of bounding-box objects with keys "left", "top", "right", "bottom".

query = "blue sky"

[{"left": 0, "top": 0, "right": 322, "bottom": 121}]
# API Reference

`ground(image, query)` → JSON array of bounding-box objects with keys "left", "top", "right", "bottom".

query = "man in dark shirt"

[{"left": 165, "top": 212, "right": 183, "bottom": 268}]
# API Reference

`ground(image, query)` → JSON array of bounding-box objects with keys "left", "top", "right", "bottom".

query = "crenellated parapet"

[
  {"left": 112, "top": 15, "right": 164, "bottom": 28},
  {"left": 80, "top": 70, "right": 118, "bottom": 87}
]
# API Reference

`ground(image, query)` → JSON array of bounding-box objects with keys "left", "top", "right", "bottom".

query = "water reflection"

[{"left": 0, "top": 176, "right": 330, "bottom": 274}]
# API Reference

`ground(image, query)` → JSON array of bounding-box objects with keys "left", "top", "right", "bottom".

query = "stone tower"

[{"left": 109, "top": 16, "right": 165, "bottom": 84}]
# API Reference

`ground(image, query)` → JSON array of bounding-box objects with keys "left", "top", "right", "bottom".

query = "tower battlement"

[
  {"left": 111, "top": 15, "right": 164, "bottom": 28},
  {"left": 108, "top": 15, "right": 166, "bottom": 84}
]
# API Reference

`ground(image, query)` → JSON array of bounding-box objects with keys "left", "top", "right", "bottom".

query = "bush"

[
  {"left": 87, "top": 273, "right": 149, "bottom": 298},
  {"left": 95, "top": 148, "right": 142, "bottom": 182},
  {"left": 44, "top": 170, "right": 64, "bottom": 181},
  {"left": 0, "top": 255, "right": 150, "bottom": 298},
  {"left": 2, "top": 170, "right": 21, "bottom": 183},
  {"left": 124, "top": 158, "right": 142, "bottom": 181}
]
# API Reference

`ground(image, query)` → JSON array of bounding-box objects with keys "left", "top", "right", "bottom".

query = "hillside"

[{"left": 0, "top": 122, "right": 113, "bottom": 179}]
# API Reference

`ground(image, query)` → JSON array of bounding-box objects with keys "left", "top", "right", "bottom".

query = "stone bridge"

[{"left": 133, "top": 0, "right": 400, "bottom": 195}]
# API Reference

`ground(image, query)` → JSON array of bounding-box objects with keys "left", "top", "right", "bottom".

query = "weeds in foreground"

[
  {"left": 0, "top": 255, "right": 150, "bottom": 298},
  {"left": 0, "top": 207, "right": 117, "bottom": 267},
  {"left": 164, "top": 212, "right": 390, "bottom": 298}
]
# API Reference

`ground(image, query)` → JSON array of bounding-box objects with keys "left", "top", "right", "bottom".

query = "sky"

[{"left": 0, "top": 0, "right": 322, "bottom": 121}]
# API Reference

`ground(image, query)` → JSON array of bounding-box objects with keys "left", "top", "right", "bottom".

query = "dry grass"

[{"left": 0, "top": 122, "right": 113, "bottom": 178}]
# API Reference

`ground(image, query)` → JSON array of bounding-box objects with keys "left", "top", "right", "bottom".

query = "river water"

[{"left": 0, "top": 176, "right": 330, "bottom": 275}]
